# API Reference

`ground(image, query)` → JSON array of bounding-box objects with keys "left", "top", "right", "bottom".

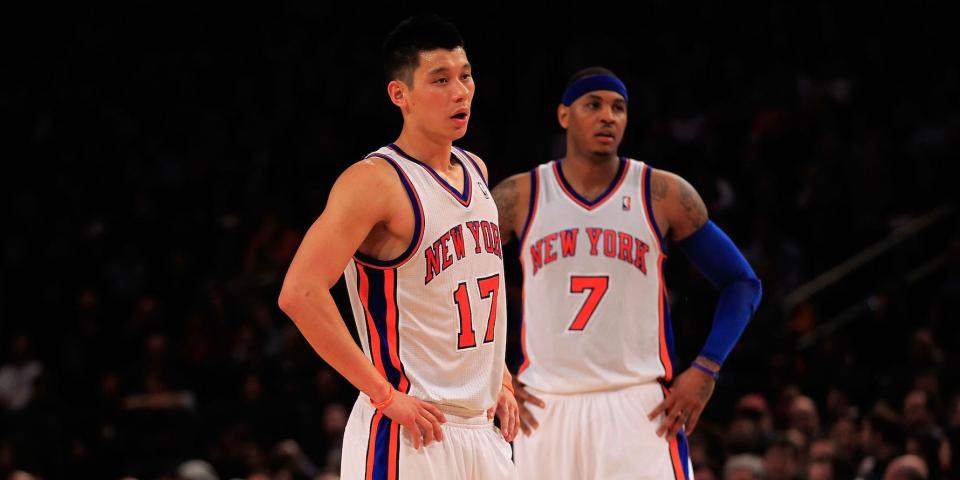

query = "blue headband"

[{"left": 561, "top": 74, "right": 629, "bottom": 106}]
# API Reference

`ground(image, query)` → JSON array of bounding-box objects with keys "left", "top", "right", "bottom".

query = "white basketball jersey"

[
  {"left": 517, "top": 158, "right": 678, "bottom": 394},
  {"left": 344, "top": 144, "right": 507, "bottom": 414}
]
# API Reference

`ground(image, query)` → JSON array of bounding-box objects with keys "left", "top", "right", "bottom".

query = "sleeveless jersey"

[
  {"left": 516, "top": 158, "right": 677, "bottom": 394},
  {"left": 344, "top": 144, "right": 507, "bottom": 414}
]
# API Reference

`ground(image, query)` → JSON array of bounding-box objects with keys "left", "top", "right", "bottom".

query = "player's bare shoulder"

[
  {"left": 649, "top": 168, "right": 708, "bottom": 241},
  {"left": 328, "top": 156, "right": 412, "bottom": 226},
  {"left": 491, "top": 171, "right": 532, "bottom": 242},
  {"left": 343, "top": 155, "right": 405, "bottom": 188}
]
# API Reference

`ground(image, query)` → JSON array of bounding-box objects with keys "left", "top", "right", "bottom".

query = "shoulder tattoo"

[
  {"left": 678, "top": 178, "right": 708, "bottom": 230},
  {"left": 651, "top": 171, "right": 669, "bottom": 201},
  {"left": 492, "top": 176, "right": 519, "bottom": 233}
]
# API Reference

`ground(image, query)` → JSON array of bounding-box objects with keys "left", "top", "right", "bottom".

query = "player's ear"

[
  {"left": 388, "top": 79, "right": 408, "bottom": 108},
  {"left": 557, "top": 104, "right": 570, "bottom": 129}
]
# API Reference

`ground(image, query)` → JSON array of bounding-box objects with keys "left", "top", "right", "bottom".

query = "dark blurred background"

[{"left": 1, "top": 1, "right": 958, "bottom": 479}]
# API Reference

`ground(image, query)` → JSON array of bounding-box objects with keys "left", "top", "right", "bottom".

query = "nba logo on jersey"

[
  {"left": 622, "top": 195, "right": 632, "bottom": 211},
  {"left": 478, "top": 181, "right": 490, "bottom": 199}
]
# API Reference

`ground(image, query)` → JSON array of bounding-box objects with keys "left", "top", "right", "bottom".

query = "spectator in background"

[
  {"left": 858, "top": 414, "right": 906, "bottom": 480},
  {"left": 803, "top": 436, "right": 838, "bottom": 464},
  {"left": 177, "top": 459, "right": 219, "bottom": 480},
  {"left": 903, "top": 390, "right": 939, "bottom": 436},
  {"left": 724, "top": 453, "right": 766, "bottom": 480},
  {"left": 0, "top": 335, "right": 43, "bottom": 412},
  {"left": 695, "top": 465, "right": 721, "bottom": 480},
  {"left": 883, "top": 454, "right": 928, "bottom": 480},
  {"left": 737, "top": 393, "right": 776, "bottom": 438},
  {"left": 268, "top": 439, "right": 319, "bottom": 479},
  {"left": 764, "top": 436, "right": 801, "bottom": 480},
  {"left": 830, "top": 416, "right": 862, "bottom": 465},
  {"left": 725, "top": 394, "right": 775, "bottom": 456},
  {"left": 809, "top": 435, "right": 837, "bottom": 461},
  {"left": 807, "top": 456, "right": 835, "bottom": 480},
  {"left": 902, "top": 389, "right": 950, "bottom": 477},
  {"left": 788, "top": 395, "right": 821, "bottom": 444}
]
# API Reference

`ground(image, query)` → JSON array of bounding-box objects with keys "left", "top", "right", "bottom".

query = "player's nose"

[
  {"left": 600, "top": 105, "right": 616, "bottom": 122},
  {"left": 453, "top": 79, "right": 471, "bottom": 102}
]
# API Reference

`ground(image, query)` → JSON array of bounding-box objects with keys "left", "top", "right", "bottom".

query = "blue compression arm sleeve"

[{"left": 677, "top": 220, "right": 762, "bottom": 366}]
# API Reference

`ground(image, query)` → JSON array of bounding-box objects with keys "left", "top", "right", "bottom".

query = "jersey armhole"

[
  {"left": 352, "top": 153, "right": 425, "bottom": 269},
  {"left": 641, "top": 163, "right": 666, "bottom": 254},
  {"left": 517, "top": 166, "right": 540, "bottom": 248}
]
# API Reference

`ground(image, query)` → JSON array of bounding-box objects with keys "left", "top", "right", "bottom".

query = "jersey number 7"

[
  {"left": 454, "top": 274, "right": 500, "bottom": 349},
  {"left": 568, "top": 275, "right": 609, "bottom": 331}
]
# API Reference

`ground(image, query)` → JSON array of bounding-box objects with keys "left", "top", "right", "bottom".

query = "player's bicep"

[{"left": 653, "top": 169, "right": 708, "bottom": 242}]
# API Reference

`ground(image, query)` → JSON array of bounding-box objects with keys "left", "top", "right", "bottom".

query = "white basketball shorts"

[
  {"left": 341, "top": 394, "right": 518, "bottom": 480},
  {"left": 513, "top": 382, "right": 694, "bottom": 479}
]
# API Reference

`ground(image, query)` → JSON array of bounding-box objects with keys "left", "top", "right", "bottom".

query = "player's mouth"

[
  {"left": 451, "top": 108, "right": 470, "bottom": 126},
  {"left": 594, "top": 131, "right": 616, "bottom": 144}
]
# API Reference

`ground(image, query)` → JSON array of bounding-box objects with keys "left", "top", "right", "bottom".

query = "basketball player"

[
  {"left": 278, "top": 15, "right": 519, "bottom": 480},
  {"left": 492, "top": 67, "right": 762, "bottom": 479}
]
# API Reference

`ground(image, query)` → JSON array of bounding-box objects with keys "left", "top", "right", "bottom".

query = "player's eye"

[{"left": 434, "top": 77, "right": 448, "bottom": 85}]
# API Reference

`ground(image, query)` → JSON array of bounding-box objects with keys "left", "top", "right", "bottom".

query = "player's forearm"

[
  {"left": 699, "top": 277, "right": 762, "bottom": 364},
  {"left": 279, "top": 284, "right": 391, "bottom": 401},
  {"left": 677, "top": 220, "right": 762, "bottom": 366}
]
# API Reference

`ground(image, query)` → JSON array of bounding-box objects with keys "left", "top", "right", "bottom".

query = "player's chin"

[
  {"left": 588, "top": 140, "right": 618, "bottom": 155},
  {"left": 589, "top": 146, "right": 616, "bottom": 157},
  {"left": 449, "top": 126, "right": 469, "bottom": 140}
]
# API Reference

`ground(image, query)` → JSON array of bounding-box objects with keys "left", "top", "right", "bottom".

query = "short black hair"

[
  {"left": 565, "top": 66, "right": 619, "bottom": 90},
  {"left": 383, "top": 14, "right": 464, "bottom": 86}
]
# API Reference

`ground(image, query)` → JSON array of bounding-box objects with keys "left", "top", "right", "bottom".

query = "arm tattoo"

[
  {"left": 492, "top": 177, "right": 519, "bottom": 237},
  {"left": 678, "top": 178, "right": 708, "bottom": 230},
  {"left": 651, "top": 171, "right": 668, "bottom": 201}
]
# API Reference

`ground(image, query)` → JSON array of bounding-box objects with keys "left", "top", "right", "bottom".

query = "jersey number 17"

[{"left": 454, "top": 274, "right": 501, "bottom": 350}]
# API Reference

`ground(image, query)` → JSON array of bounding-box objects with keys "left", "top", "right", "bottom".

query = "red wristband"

[{"left": 372, "top": 388, "right": 396, "bottom": 409}]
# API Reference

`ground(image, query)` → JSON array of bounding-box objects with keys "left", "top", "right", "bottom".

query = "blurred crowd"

[{"left": 1, "top": 1, "right": 958, "bottom": 479}]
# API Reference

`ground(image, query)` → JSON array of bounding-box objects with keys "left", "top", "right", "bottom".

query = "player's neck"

[
  {"left": 561, "top": 150, "right": 621, "bottom": 190},
  {"left": 394, "top": 127, "right": 455, "bottom": 172}
]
